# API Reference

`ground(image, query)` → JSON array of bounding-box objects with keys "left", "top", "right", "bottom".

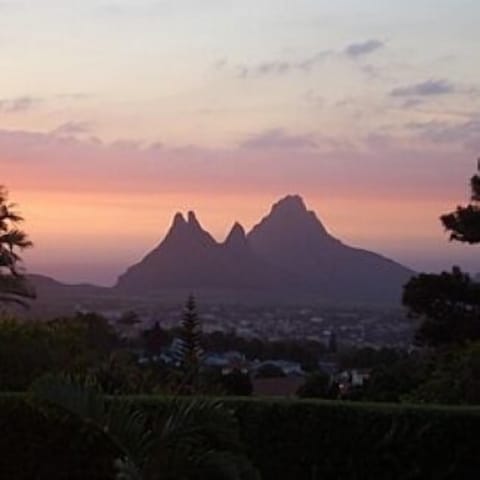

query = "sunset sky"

[{"left": 1, "top": 0, "right": 480, "bottom": 285}]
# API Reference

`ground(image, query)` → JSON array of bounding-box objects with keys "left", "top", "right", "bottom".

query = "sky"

[{"left": 1, "top": 0, "right": 480, "bottom": 285}]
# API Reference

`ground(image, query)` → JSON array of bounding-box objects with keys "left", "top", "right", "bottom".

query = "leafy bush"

[
  {"left": 297, "top": 372, "right": 338, "bottom": 399},
  {"left": 407, "top": 342, "right": 480, "bottom": 405},
  {"left": 0, "top": 314, "right": 120, "bottom": 391},
  {"left": 1, "top": 394, "right": 480, "bottom": 479},
  {"left": 254, "top": 363, "right": 286, "bottom": 379}
]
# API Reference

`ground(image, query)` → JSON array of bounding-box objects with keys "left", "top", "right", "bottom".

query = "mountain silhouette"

[
  {"left": 116, "top": 195, "right": 414, "bottom": 304},
  {"left": 248, "top": 195, "right": 414, "bottom": 303},
  {"left": 116, "top": 210, "right": 292, "bottom": 294}
]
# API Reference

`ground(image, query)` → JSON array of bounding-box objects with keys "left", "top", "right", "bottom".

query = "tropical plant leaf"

[
  {"left": 30, "top": 375, "right": 152, "bottom": 475},
  {"left": 31, "top": 375, "right": 259, "bottom": 480}
]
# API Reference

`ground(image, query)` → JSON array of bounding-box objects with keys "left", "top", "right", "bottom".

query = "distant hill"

[
  {"left": 116, "top": 195, "right": 414, "bottom": 304},
  {"left": 23, "top": 274, "right": 112, "bottom": 317},
  {"left": 29, "top": 274, "right": 109, "bottom": 298}
]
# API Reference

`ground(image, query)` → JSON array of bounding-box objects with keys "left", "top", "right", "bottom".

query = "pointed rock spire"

[
  {"left": 184, "top": 210, "right": 217, "bottom": 246},
  {"left": 187, "top": 210, "right": 201, "bottom": 229},
  {"left": 163, "top": 212, "right": 189, "bottom": 243},
  {"left": 225, "top": 222, "right": 248, "bottom": 250},
  {"left": 172, "top": 212, "right": 187, "bottom": 228}
]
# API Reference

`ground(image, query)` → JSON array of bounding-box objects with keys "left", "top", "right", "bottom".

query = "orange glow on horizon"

[{"left": 13, "top": 186, "right": 462, "bottom": 285}]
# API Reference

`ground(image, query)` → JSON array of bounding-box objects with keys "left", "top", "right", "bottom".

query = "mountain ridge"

[{"left": 115, "top": 195, "right": 414, "bottom": 304}]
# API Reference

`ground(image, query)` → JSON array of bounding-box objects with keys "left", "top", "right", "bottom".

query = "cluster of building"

[
  {"left": 101, "top": 303, "right": 413, "bottom": 349},
  {"left": 89, "top": 303, "right": 412, "bottom": 397}
]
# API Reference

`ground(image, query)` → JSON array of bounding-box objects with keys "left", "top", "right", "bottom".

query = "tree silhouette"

[
  {"left": 441, "top": 159, "right": 480, "bottom": 243},
  {"left": 0, "top": 186, "right": 35, "bottom": 306},
  {"left": 403, "top": 161, "right": 480, "bottom": 346},
  {"left": 177, "top": 295, "right": 203, "bottom": 389},
  {"left": 403, "top": 267, "right": 480, "bottom": 346},
  {"left": 144, "top": 321, "right": 166, "bottom": 356}
]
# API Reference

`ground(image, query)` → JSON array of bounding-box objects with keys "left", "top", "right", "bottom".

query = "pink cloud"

[{"left": 0, "top": 125, "right": 475, "bottom": 203}]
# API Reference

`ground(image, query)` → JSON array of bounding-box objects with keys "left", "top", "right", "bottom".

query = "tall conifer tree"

[{"left": 177, "top": 295, "right": 203, "bottom": 387}]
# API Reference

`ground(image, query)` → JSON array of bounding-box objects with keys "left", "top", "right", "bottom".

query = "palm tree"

[
  {"left": 0, "top": 186, "right": 35, "bottom": 305},
  {"left": 31, "top": 375, "right": 259, "bottom": 480}
]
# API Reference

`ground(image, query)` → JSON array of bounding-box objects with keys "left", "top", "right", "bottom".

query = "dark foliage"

[
  {"left": 254, "top": 363, "right": 286, "bottom": 379},
  {"left": 407, "top": 342, "right": 480, "bottom": 404},
  {"left": 177, "top": 295, "right": 203, "bottom": 372},
  {"left": 220, "top": 370, "right": 253, "bottom": 396},
  {"left": 1, "top": 394, "right": 480, "bottom": 479},
  {"left": 339, "top": 347, "right": 403, "bottom": 370},
  {"left": 340, "top": 346, "right": 480, "bottom": 405},
  {"left": 297, "top": 372, "right": 338, "bottom": 399},
  {"left": 29, "top": 376, "right": 259, "bottom": 480},
  {"left": 441, "top": 164, "right": 480, "bottom": 244},
  {"left": 0, "top": 313, "right": 118, "bottom": 390},
  {"left": 403, "top": 162, "right": 480, "bottom": 349},
  {"left": 403, "top": 267, "right": 480, "bottom": 346},
  {"left": 143, "top": 321, "right": 169, "bottom": 356},
  {"left": 363, "top": 356, "right": 429, "bottom": 403},
  {"left": 0, "top": 186, "right": 35, "bottom": 306},
  {"left": 0, "top": 314, "right": 171, "bottom": 393}
]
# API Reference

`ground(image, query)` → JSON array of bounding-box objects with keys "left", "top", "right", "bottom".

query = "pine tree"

[
  {"left": 177, "top": 295, "right": 203, "bottom": 384},
  {"left": 0, "top": 186, "right": 35, "bottom": 306}
]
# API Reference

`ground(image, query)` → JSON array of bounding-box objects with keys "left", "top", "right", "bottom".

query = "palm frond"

[
  {"left": 159, "top": 399, "right": 239, "bottom": 450},
  {"left": 31, "top": 375, "right": 153, "bottom": 474},
  {"left": 106, "top": 400, "right": 153, "bottom": 466},
  {"left": 0, "top": 229, "right": 33, "bottom": 249},
  {"left": 0, "top": 294, "right": 31, "bottom": 307},
  {"left": 114, "top": 457, "right": 144, "bottom": 480},
  {"left": 195, "top": 450, "right": 261, "bottom": 480},
  {"left": 31, "top": 376, "right": 258, "bottom": 480}
]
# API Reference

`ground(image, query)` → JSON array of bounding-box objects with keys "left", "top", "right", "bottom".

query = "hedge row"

[{"left": 1, "top": 394, "right": 480, "bottom": 479}]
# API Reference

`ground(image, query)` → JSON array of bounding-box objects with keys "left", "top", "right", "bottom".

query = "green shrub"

[{"left": 1, "top": 394, "right": 479, "bottom": 479}]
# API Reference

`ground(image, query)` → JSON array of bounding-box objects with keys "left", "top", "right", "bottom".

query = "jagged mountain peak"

[
  {"left": 161, "top": 210, "right": 216, "bottom": 249},
  {"left": 271, "top": 194, "right": 308, "bottom": 215},
  {"left": 172, "top": 212, "right": 187, "bottom": 227},
  {"left": 248, "top": 194, "right": 329, "bottom": 240},
  {"left": 116, "top": 194, "right": 414, "bottom": 304},
  {"left": 225, "top": 222, "right": 248, "bottom": 249},
  {"left": 187, "top": 210, "right": 202, "bottom": 229},
  {"left": 229, "top": 221, "right": 246, "bottom": 237}
]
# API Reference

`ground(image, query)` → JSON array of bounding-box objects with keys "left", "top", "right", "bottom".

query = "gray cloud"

[
  {"left": 303, "top": 90, "right": 325, "bottom": 109},
  {"left": 0, "top": 96, "right": 40, "bottom": 113},
  {"left": 359, "top": 64, "right": 382, "bottom": 79},
  {"left": 240, "top": 128, "right": 317, "bottom": 150},
  {"left": 406, "top": 114, "right": 480, "bottom": 151},
  {"left": 401, "top": 98, "right": 425, "bottom": 109},
  {"left": 235, "top": 38, "right": 384, "bottom": 79},
  {"left": 391, "top": 79, "right": 455, "bottom": 97},
  {"left": 344, "top": 39, "right": 384, "bottom": 58},
  {"left": 213, "top": 58, "right": 228, "bottom": 70},
  {"left": 51, "top": 122, "right": 92, "bottom": 137},
  {"left": 237, "top": 51, "right": 331, "bottom": 78}
]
